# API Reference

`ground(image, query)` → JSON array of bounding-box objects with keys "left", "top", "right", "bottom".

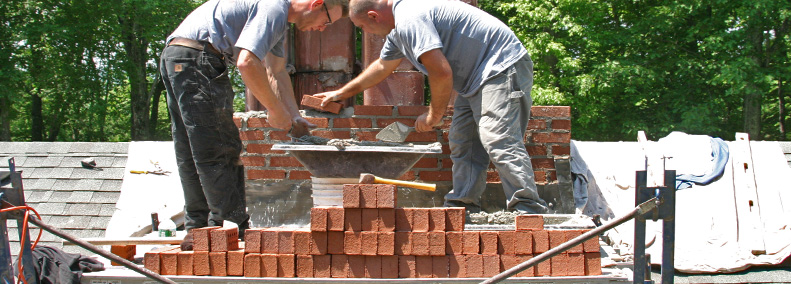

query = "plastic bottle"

[{"left": 159, "top": 218, "right": 177, "bottom": 237}]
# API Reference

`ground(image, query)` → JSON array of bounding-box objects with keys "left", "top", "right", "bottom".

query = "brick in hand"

[{"left": 301, "top": 95, "right": 343, "bottom": 114}]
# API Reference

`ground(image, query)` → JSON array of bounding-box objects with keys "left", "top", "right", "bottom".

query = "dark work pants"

[{"left": 159, "top": 44, "right": 249, "bottom": 230}]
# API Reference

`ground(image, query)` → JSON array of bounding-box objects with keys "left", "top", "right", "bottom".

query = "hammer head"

[{"left": 359, "top": 173, "right": 375, "bottom": 184}]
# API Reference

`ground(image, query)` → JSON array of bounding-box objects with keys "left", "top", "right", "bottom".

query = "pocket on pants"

[{"left": 188, "top": 92, "right": 218, "bottom": 127}]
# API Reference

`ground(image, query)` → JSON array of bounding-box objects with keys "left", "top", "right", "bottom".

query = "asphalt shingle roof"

[{"left": 0, "top": 142, "right": 128, "bottom": 257}]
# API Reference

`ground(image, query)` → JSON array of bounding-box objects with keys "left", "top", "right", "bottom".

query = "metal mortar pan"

[{"left": 271, "top": 143, "right": 442, "bottom": 179}]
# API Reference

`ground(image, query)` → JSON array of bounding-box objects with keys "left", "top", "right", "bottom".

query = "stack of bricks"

[{"left": 144, "top": 183, "right": 601, "bottom": 278}]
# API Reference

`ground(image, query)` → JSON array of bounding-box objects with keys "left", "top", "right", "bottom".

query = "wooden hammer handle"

[{"left": 373, "top": 176, "right": 436, "bottom": 191}]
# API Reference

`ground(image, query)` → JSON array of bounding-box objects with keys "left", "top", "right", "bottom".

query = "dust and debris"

[
  {"left": 468, "top": 210, "right": 521, "bottom": 225},
  {"left": 287, "top": 135, "right": 413, "bottom": 150}
]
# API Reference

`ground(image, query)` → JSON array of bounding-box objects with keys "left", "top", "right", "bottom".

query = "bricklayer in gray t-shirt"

[
  {"left": 167, "top": 0, "right": 288, "bottom": 65},
  {"left": 381, "top": 0, "right": 528, "bottom": 97}
]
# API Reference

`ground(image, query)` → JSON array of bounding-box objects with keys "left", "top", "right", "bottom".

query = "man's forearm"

[{"left": 337, "top": 58, "right": 401, "bottom": 99}]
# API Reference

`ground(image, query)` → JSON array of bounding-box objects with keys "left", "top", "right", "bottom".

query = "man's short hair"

[
  {"left": 325, "top": 0, "right": 351, "bottom": 18},
  {"left": 349, "top": 0, "right": 382, "bottom": 18}
]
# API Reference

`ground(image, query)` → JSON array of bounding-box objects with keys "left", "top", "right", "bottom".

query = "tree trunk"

[
  {"left": 149, "top": 73, "right": 165, "bottom": 139},
  {"left": 31, "top": 90, "right": 43, "bottom": 141},
  {"left": 0, "top": 96, "right": 10, "bottom": 141},
  {"left": 743, "top": 90, "right": 762, "bottom": 139},
  {"left": 780, "top": 80, "right": 786, "bottom": 139},
  {"left": 119, "top": 7, "right": 151, "bottom": 141}
]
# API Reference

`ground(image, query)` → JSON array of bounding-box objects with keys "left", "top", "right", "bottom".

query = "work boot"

[{"left": 180, "top": 229, "right": 194, "bottom": 251}]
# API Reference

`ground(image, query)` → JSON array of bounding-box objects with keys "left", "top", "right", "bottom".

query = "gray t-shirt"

[
  {"left": 381, "top": 0, "right": 528, "bottom": 97},
  {"left": 167, "top": 0, "right": 288, "bottom": 65}
]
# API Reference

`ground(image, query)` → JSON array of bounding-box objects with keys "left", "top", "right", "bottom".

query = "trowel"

[{"left": 376, "top": 122, "right": 414, "bottom": 143}]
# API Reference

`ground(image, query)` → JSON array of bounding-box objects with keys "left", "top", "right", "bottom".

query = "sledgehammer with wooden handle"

[{"left": 359, "top": 173, "right": 436, "bottom": 191}]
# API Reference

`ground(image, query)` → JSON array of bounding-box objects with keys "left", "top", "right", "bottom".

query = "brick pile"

[{"left": 144, "top": 184, "right": 601, "bottom": 278}]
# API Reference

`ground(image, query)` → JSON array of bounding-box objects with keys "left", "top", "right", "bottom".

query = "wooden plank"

[
  {"left": 731, "top": 132, "right": 766, "bottom": 255},
  {"left": 638, "top": 131, "right": 665, "bottom": 187},
  {"left": 63, "top": 237, "right": 183, "bottom": 246}
]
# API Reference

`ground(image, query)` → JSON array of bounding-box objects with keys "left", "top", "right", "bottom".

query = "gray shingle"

[
  {"left": 29, "top": 168, "right": 73, "bottom": 179},
  {"left": 21, "top": 156, "right": 47, "bottom": 167},
  {"left": 91, "top": 192, "right": 121, "bottom": 203},
  {"left": 88, "top": 216, "right": 111, "bottom": 229},
  {"left": 49, "top": 191, "right": 72, "bottom": 202},
  {"left": 26, "top": 190, "right": 53, "bottom": 203},
  {"left": 25, "top": 179, "right": 56, "bottom": 190},
  {"left": 66, "top": 203, "right": 102, "bottom": 216},
  {"left": 112, "top": 156, "right": 128, "bottom": 168},
  {"left": 52, "top": 179, "right": 81, "bottom": 191},
  {"left": 45, "top": 143, "right": 72, "bottom": 154},
  {"left": 99, "top": 204, "right": 117, "bottom": 216},
  {"left": 35, "top": 202, "right": 67, "bottom": 215},
  {"left": 63, "top": 228, "right": 104, "bottom": 238},
  {"left": 70, "top": 167, "right": 124, "bottom": 180},
  {"left": 0, "top": 156, "right": 26, "bottom": 167},
  {"left": 76, "top": 179, "right": 105, "bottom": 191},
  {"left": 0, "top": 142, "right": 30, "bottom": 154},
  {"left": 99, "top": 180, "right": 123, "bottom": 192},
  {"left": 67, "top": 142, "right": 95, "bottom": 153},
  {"left": 48, "top": 215, "right": 91, "bottom": 229},
  {"left": 66, "top": 191, "right": 94, "bottom": 203},
  {"left": 42, "top": 156, "right": 65, "bottom": 167}
]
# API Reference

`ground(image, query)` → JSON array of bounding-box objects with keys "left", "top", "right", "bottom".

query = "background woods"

[{"left": 0, "top": 0, "right": 789, "bottom": 142}]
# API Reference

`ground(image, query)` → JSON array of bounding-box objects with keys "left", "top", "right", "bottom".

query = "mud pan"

[{"left": 271, "top": 144, "right": 442, "bottom": 179}]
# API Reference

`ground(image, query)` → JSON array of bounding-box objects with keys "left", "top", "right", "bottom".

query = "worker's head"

[
  {"left": 349, "top": 0, "right": 394, "bottom": 36},
  {"left": 292, "top": 0, "right": 350, "bottom": 32}
]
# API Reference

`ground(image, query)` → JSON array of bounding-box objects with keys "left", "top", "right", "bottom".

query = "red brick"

[
  {"left": 376, "top": 185, "right": 397, "bottom": 208},
  {"left": 398, "top": 255, "right": 416, "bottom": 278},
  {"left": 277, "top": 254, "right": 295, "bottom": 277},
  {"left": 396, "top": 105, "right": 429, "bottom": 116},
  {"left": 465, "top": 254, "right": 484, "bottom": 278},
  {"left": 411, "top": 232, "right": 430, "bottom": 256},
  {"left": 304, "top": 117, "right": 330, "bottom": 128},
  {"left": 261, "top": 228, "right": 279, "bottom": 254},
  {"left": 327, "top": 207, "right": 345, "bottom": 231},
  {"left": 331, "top": 255, "right": 349, "bottom": 278},
  {"left": 313, "top": 255, "right": 332, "bottom": 278},
  {"left": 515, "top": 215, "right": 544, "bottom": 231},
  {"left": 536, "top": 255, "right": 551, "bottom": 276},
  {"left": 210, "top": 227, "right": 239, "bottom": 252},
  {"left": 432, "top": 256, "right": 449, "bottom": 278},
  {"left": 278, "top": 229, "right": 295, "bottom": 254},
  {"left": 240, "top": 130, "right": 264, "bottom": 141},
  {"left": 311, "top": 231, "right": 328, "bottom": 255},
  {"left": 177, "top": 251, "right": 194, "bottom": 276},
  {"left": 532, "top": 230, "right": 549, "bottom": 253},
  {"left": 378, "top": 232, "right": 395, "bottom": 255},
  {"left": 345, "top": 208, "right": 362, "bottom": 231},
  {"left": 344, "top": 231, "right": 362, "bottom": 255},
  {"left": 243, "top": 254, "right": 261, "bottom": 277},
  {"left": 568, "top": 253, "right": 585, "bottom": 276},
  {"left": 327, "top": 231, "right": 345, "bottom": 255},
  {"left": 395, "top": 208, "right": 413, "bottom": 231},
  {"left": 381, "top": 255, "right": 399, "bottom": 278},
  {"left": 261, "top": 254, "right": 278, "bottom": 277},
  {"left": 462, "top": 231, "right": 480, "bottom": 254},
  {"left": 270, "top": 156, "right": 302, "bottom": 167},
  {"left": 293, "top": 229, "right": 312, "bottom": 255},
  {"left": 378, "top": 208, "right": 396, "bottom": 232},
  {"left": 445, "top": 231, "right": 464, "bottom": 255},
  {"left": 582, "top": 229, "right": 600, "bottom": 253},
  {"left": 503, "top": 254, "right": 535, "bottom": 277},
  {"left": 160, "top": 248, "right": 179, "bottom": 275},
  {"left": 209, "top": 252, "right": 227, "bottom": 276},
  {"left": 143, "top": 246, "right": 172, "bottom": 274},
  {"left": 584, "top": 252, "right": 602, "bottom": 275},
  {"left": 480, "top": 231, "right": 499, "bottom": 255},
  {"left": 244, "top": 228, "right": 263, "bottom": 253},
  {"left": 301, "top": 95, "right": 343, "bottom": 114},
  {"left": 552, "top": 145, "right": 571, "bottom": 156},
  {"left": 550, "top": 253, "right": 570, "bottom": 276},
  {"left": 429, "top": 232, "right": 446, "bottom": 256},
  {"left": 362, "top": 208, "right": 379, "bottom": 231},
  {"left": 363, "top": 71, "right": 425, "bottom": 106},
  {"left": 247, "top": 169, "right": 285, "bottom": 180},
  {"left": 548, "top": 230, "right": 565, "bottom": 250},
  {"left": 448, "top": 255, "right": 465, "bottom": 278},
  {"left": 296, "top": 255, "right": 314, "bottom": 278},
  {"left": 365, "top": 256, "right": 382, "bottom": 278},
  {"left": 353, "top": 105, "right": 394, "bottom": 116},
  {"left": 348, "top": 255, "right": 366, "bottom": 278},
  {"left": 110, "top": 245, "right": 135, "bottom": 266},
  {"left": 428, "top": 208, "right": 446, "bottom": 232},
  {"left": 245, "top": 117, "right": 267, "bottom": 128},
  {"left": 445, "top": 207, "right": 465, "bottom": 231},
  {"left": 193, "top": 226, "right": 220, "bottom": 252},
  {"left": 566, "top": 230, "right": 584, "bottom": 253},
  {"left": 227, "top": 249, "right": 245, "bottom": 276},
  {"left": 343, "top": 185, "right": 361, "bottom": 208},
  {"left": 394, "top": 232, "right": 412, "bottom": 255},
  {"left": 498, "top": 231, "right": 516, "bottom": 255},
  {"left": 360, "top": 186, "right": 378, "bottom": 208},
  {"left": 333, "top": 117, "right": 373, "bottom": 128},
  {"left": 310, "top": 207, "right": 328, "bottom": 232},
  {"left": 416, "top": 256, "right": 433, "bottom": 278},
  {"left": 361, "top": 232, "right": 379, "bottom": 256},
  {"left": 514, "top": 231, "right": 533, "bottom": 255},
  {"left": 193, "top": 251, "right": 210, "bottom": 276},
  {"left": 483, "top": 255, "right": 501, "bottom": 277},
  {"left": 412, "top": 208, "right": 430, "bottom": 232}
]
